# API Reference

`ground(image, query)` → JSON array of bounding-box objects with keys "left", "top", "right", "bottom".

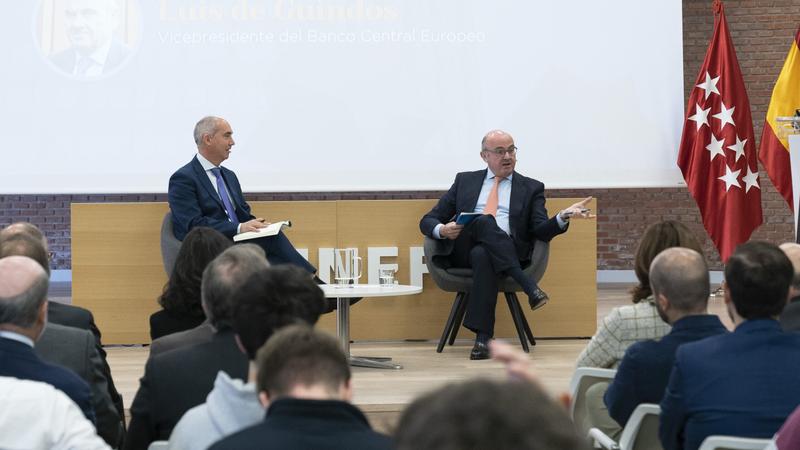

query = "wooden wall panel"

[{"left": 72, "top": 199, "right": 596, "bottom": 344}]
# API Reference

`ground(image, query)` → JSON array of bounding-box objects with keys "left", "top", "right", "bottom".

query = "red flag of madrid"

[{"left": 677, "top": 0, "right": 762, "bottom": 261}]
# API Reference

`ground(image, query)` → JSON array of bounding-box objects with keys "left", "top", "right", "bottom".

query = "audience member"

[
  {"left": 394, "top": 376, "right": 587, "bottom": 450},
  {"left": 209, "top": 325, "right": 390, "bottom": 450},
  {"left": 167, "top": 248, "right": 323, "bottom": 450},
  {"left": 37, "top": 322, "right": 123, "bottom": 447},
  {"left": 585, "top": 248, "right": 727, "bottom": 439},
  {"left": 660, "top": 241, "right": 800, "bottom": 450},
  {"left": 0, "top": 376, "right": 110, "bottom": 450},
  {"left": 0, "top": 255, "right": 94, "bottom": 422},
  {"left": 778, "top": 242, "right": 800, "bottom": 332},
  {"left": 150, "top": 244, "right": 265, "bottom": 357},
  {"left": 0, "top": 222, "right": 125, "bottom": 443},
  {"left": 150, "top": 226, "right": 231, "bottom": 340},
  {"left": 576, "top": 221, "right": 703, "bottom": 368}
]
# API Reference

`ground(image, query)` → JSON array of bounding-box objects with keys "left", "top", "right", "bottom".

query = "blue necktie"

[{"left": 210, "top": 168, "right": 240, "bottom": 227}]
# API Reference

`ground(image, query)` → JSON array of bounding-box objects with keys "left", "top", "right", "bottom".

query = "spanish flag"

[{"left": 759, "top": 27, "right": 800, "bottom": 209}]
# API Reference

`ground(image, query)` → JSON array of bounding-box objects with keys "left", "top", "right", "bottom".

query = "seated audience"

[
  {"left": 150, "top": 226, "right": 231, "bottom": 340},
  {"left": 209, "top": 325, "right": 391, "bottom": 450},
  {"left": 576, "top": 220, "right": 703, "bottom": 368},
  {"left": 394, "top": 376, "right": 587, "bottom": 450},
  {"left": 168, "top": 251, "right": 326, "bottom": 449},
  {"left": 0, "top": 376, "right": 110, "bottom": 450},
  {"left": 1, "top": 226, "right": 123, "bottom": 446},
  {"left": 778, "top": 242, "right": 800, "bottom": 332},
  {"left": 660, "top": 241, "right": 800, "bottom": 450},
  {"left": 149, "top": 244, "right": 266, "bottom": 357},
  {"left": 126, "top": 254, "right": 324, "bottom": 450},
  {"left": 0, "top": 255, "right": 94, "bottom": 422},
  {"left": 586, "top": 247, "right": 727, "bottom": 439}
]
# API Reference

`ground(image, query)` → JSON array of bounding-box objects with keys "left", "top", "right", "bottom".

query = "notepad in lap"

[
  {"left": 455, "top": 212, "right": 482, "bottom": 225},
  {"left": 233, "top": 220, "right": 292, "bottom": 242}
]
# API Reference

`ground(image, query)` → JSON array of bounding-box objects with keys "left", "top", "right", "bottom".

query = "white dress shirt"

[
  {"left": 70, "top": 40, "right": 113, "bottom": 77},
  {"left": 0, "top": 376, "right": 111, "bottom": 450}
]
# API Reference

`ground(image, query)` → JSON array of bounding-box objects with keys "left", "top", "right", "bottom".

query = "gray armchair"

[
  {"left": 160, "top": 212, "right": 182, "bottom": 276},
  {"left": 423, "top": 236, "right": 549, "bottom": 353}
]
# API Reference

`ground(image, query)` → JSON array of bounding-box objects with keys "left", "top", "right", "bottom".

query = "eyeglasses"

[{"left": 483, "top": 146, "right": 517, "bottom": 157}]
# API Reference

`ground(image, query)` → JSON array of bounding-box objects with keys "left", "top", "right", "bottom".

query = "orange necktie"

[{"left": 484, "top": 176, "right": 501, "bottom": 217}]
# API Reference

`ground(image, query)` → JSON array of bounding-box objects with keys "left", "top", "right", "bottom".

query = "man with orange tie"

[{"left": 420, "top": 130, "right": 591, "bottom": 360}]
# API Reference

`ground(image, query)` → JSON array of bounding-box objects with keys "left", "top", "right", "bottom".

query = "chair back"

[
  {"left": 618, "top": 403, "right": 662, "bottom": 450},
  {"left": 568, "top": 367, "right": 617, "bottom": 432},
  {"left": 147, "top": 441, "right": 169, "bottom": 450},
  {"left": 160, "top": 211, "right": 182, "bottom": 276},
  {"left": 697, "top": 436, "right": 773, "bottom": 450}
]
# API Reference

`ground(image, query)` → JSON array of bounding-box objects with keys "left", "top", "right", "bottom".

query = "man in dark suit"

[
  {"left": 0, "top": 223, "right": 125, "bottom": 425},
  {"left": 779, "top": 242, "right": 800, "bottom": 332},
  {"left": 0, "top": 256, "right": 95, "bottom": 423},
  {"left": 210, "top": 325, "right": 391, "bottom": 450},
  {"left": 420, "top": 130, "right": 591, "bottom": 359},
  {"left": 660, "top": 241, "right": 800, "bottom": 450},
  {"left": 37, "top": 322, "right": 123, "bottom": 447},
  {"left": 593, "top": 247, "right": 727, "bottom": 438},
  {"left": 168, "top": 116, "right": 315, "bottom": 273}
]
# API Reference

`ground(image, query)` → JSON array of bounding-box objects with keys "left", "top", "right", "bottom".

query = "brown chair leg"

[
  {"left": 505, "top": 293, "right": 530, "bottom": 353},
  {"left": 437, "top": 292, "right": 466, "bottom": 353},
  {"left": 448, "top": 293, "right": 468, "bottom": 346}
]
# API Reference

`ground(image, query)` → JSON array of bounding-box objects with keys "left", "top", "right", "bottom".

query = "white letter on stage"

[
  {"left": 409, "top": 246, "right": 427, "bottom": 287},
  {"left": 367, "top": 247, "right": 398, "bottom": 284}
]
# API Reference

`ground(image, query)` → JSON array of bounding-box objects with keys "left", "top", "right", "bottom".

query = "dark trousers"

[
  {"left": 449, "top": 215, "right": 524, "bottom": 336},
  {"left": 241, "top": 231, "right": 316, "bottom": 273}
]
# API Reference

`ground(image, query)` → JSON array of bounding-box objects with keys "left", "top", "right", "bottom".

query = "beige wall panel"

[{"left": 72, "top": 199, "right": 595, "bottom": 344}]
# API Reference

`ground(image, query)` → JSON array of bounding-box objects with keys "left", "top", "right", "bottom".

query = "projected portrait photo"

[{"left": 38, "top": 0, "right": 140, "bottom": 78}]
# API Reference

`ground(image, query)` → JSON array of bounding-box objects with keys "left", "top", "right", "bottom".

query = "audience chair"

[
  {"left": 147, "top": 441, "right": 169, "bottom": 450},
  {"left": 423, "top": 236, "right": 549, "bottom": 353},
  {"left": 160, "top": 212, "right": 182, "bottom": 276},
  {"left": 588, "top": 403, "right": 662, "bottom": 450},
  {"left": 698, "top": 436, "right": 773, "bottom": 450},
  {"left": 569, "top": 367, "right": 617, "bottom": 428}
]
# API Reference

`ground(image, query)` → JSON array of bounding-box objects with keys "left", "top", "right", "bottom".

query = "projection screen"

[{"left": 2, "top": 0, "right": 684, "bottom": 193}]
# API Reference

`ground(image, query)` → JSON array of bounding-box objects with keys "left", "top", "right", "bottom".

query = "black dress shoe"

[
  {"left": 470, "top": 341, "right": 490, "bottom": 360},
  {"left": 528, "top": 287, "right": 549, "bottom": 311}
]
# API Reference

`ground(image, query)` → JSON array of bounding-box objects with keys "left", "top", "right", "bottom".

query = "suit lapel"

[
  {"left": 219, "top": 167, "right": 245, "bottom": 211},
  {"left": 191, "top": 157, "right": 225, "bottom": 210},
  {"left": 465, "top": 169, "right": 487, "bottom": 212},
  {"left": 509, "top": 172, "right": 526, "bottom": 232}
]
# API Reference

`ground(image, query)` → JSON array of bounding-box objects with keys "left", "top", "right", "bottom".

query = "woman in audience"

[
  {"left": 150, "top": 227, "right": 231, "bottom": 339},
  {"left": 575, "top": 220, "right": 704, "bottom": 368}
]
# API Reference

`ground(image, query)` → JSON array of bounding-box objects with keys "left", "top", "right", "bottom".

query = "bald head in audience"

[
  {"left": 779, "top": 243, "right": 800, "bottom": 332},
  {"left": 0, "top": 223, "right": 50, "bottom": 275},
  {"left": 649, "top": 247, "right": 710, "bottom": 325},
  {"left": 0, "top": 256, "right": 50, "bottom": 341}
]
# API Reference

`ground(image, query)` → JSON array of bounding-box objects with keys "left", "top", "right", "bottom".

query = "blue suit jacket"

[
  {"left": 0, "top": 336, "right": 95, "bottom": 423},
  {"left": 604, "top": 315, "right": 727, "bottom": 426},
  {"left": 168, "top": 156, "right": 255, "bottom": 240},
  {"left": 419, "top": 169, "right": 564, "bottom": 261},
  {"left": 659, "top": 319, "right": 800, "bottom": 450}
]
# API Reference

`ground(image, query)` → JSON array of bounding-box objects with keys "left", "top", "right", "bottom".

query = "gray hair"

[
  {"left": 0, "top": 222, "right": 47, "bottom": 248},
  {"left": 193, "top": 116, "right": 221, "bottom": 146},
  {"left": 649, "top": 247, "right": 710, "bottom": 312},
  {"left": 0, "top": 258, "right": 49, "bottom": 328},
  {"left": 201, "top": 244, "right": 269, "bottom": 329},
  {"left": 780, "top": 242, "right": 800, "bottom": 291}
]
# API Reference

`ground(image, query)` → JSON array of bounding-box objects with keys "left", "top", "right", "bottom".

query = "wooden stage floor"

[{"left": 87, "top": 284, "right": 732, "bottom": 432}]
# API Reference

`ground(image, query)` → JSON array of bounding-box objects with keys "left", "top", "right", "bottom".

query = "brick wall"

[{"left": 2, "top": 0, "right": 799, "bottom": 271}]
